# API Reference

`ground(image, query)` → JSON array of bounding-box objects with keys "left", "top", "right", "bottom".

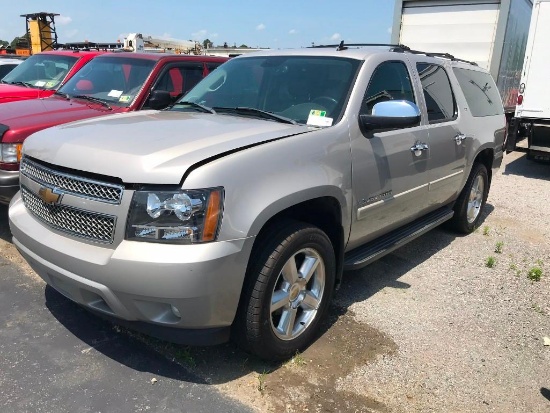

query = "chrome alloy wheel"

[
  {"left": 467, "top": 174, "right": 485, "bottom": 224},
  {"left": 270, "top": 247, "right": 326, "bottom": 341}
]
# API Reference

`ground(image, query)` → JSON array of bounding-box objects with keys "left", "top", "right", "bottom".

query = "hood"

[
  {"left": 24, "top": 110, "right": 311, "bottom": 184},
  {"left": 0, "top": 96, "right": 122, "bottom": 143},
  {"left": 0, "top": 84, "right": 50, "bottom": 103}
]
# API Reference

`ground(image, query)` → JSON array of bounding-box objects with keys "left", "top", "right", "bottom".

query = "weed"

[
  {"left": 531, "top": 303, "right": 546, "bottom": 315},
  {"left": 485, "top": 256, "right": 496, "bottom": 268},
  {"left": 287, "top": 351, "right": 307, "bottom": 367},
  {"left": 172, "top": 346, "right": 196, "bottom": 367},
  {"left": 509, "top": 263, "right": 521, "bottom": 277},
  {"left": 527, "top": 267, "right": 543, "bottom": 282},
  {"left": 536, "top": 259, "right": 544, "bottom": 267},
  {"left": 495, "top": 241, "right": 504, "bottom": 254},
  {"left": 483, "top": 226, "right": 490, "bottom": 236},
  {"left": 257, "top": 370, "right": 268, "bottom": 394}
]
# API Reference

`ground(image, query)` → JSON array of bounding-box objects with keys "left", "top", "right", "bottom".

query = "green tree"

[
  {"left": 239, "top": 44, "right": 248, "bottom": 48},
  {"left": 0, "top": 40, "right": 9, "bottom": 47},
  {"left": 202, "top": 38, "right": 212, "bottom": 49}
]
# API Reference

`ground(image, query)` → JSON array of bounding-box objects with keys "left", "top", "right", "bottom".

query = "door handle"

[
  {"left": 454, "top": 134, "right": 467, "bottom": 145},
  {"left": 410, "top": 142, "right": 428, "bottom": 156}
]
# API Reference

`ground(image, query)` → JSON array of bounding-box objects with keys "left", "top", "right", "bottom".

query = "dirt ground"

[{"left": 1, "top": 149, "right": 549, "bottom": 412}]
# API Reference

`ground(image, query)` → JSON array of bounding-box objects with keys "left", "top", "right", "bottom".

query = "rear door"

[{"left": 415, "top": 61, "right": 466, "bottom": 205}]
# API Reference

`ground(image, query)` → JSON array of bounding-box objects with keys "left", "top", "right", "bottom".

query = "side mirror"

[
  {"left": 148, "top": 90, "right": 172, "bottom": 110},
  {"left": 359, "top": 100, "right": 421, "bottom": 132}
]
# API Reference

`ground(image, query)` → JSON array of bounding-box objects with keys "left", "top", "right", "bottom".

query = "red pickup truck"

[
  {"left": 0, "top": 52, "right": 228, "bottom": 203},
  {"left": 0, "top": 50, "right": 102, "bottom": 103}
]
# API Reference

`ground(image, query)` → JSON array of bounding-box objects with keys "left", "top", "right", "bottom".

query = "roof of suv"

[{"left": 236, "top": 44, "right": 481, "bottom": 69}]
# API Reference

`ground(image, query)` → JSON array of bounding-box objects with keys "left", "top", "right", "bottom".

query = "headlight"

[
  {"left": 0, "top": 143, "right": 23, "bottom": 164},
  {"left": 126, "top": 187, "right": 224, "bottom": 244}
]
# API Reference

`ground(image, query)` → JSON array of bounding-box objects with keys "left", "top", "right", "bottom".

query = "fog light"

[{"left": 170, "top": 304, "right": 181, "bottom": 318}]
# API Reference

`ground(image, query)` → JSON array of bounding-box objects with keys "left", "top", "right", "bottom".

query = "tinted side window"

[
  {"left": 153, "top": 63, "right": 204, "bottom": 98},
  {"left": 360, "top": 61, "right": 415, "bottom": 115},
  {"left": 416, "top": 63, "right": 456, "bottom": 123},
  {"left": 452, "top": 67, "right": 504, "bottom": 117}
]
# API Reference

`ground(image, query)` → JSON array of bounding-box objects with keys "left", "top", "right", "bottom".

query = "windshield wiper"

[
  {"left": 9, "top": 81, "right": 34, "bottom": 88},
  {"left": 54, "top": 90, "right": 70, "bottom": 99},
  {"left": 73, "top": 95, "right": 112, "bottom": 110},
  {"left": 212, "top": 106, "right": 297, "bottom": 125},
  {"left": 172, "top": 101, "right": 216, "bottom": 114}
]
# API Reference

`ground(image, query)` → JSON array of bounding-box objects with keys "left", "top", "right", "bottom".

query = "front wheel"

[
  {"left": 233, "top": 221, "right": 335, "bottom": 361},
  {"left": 449, "top": 163, "right": 489, "bottom": 233}
]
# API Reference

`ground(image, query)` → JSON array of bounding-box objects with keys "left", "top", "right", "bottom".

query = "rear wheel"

[
  {"left": 449, "top": 163, "right": 489, "bottom": 233},
  {"left": 234, "top": 220, "right": 335, "bottom": 361}
]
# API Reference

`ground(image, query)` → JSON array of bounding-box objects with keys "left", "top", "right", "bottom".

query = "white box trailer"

[
  {"left": 392, "top": 0, "right": 533, "bottom": 115},
  {"left": 511, "top": 0, "right": 550, "bottom": 160}
]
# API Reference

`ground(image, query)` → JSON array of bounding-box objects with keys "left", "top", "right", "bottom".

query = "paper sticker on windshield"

[
  {"left": 307, "top": 110, "right": 333, "bottom": 127},
  {"left": 108, "top": 90, "right": 123, "bottom": 98},
  {"left": 119, "top": 95, "right": 131, "bottom": 103},
  {"left": 35, "top": 81, "right": 46, "bottom": 87},
  {"left": 45, "top": 81, "right": 56, "bottom": 88}
]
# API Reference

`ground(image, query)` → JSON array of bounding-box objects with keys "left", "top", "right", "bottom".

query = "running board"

[{"left": 344, "top": 207, "right": 454, "bottom": 271}]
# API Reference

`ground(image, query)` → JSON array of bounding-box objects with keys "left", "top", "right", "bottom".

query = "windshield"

[
  {"left": 59, "top": 56, "right": 156, "bottom": 107},
  {"left": 2, "top": 54, "right": 78, "bottom": 90},
  {"left": 178, "top": 55, "right": 361, "bottom": 125}
]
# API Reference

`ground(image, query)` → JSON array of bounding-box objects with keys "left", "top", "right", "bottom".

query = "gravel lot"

[{"left": 1, "top": 149, "right": 549, "bottom": 412}]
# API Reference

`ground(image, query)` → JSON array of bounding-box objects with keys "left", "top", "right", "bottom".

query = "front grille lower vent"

[
  {"left": 21, "top": 186, "right": 116, "bottom": 243},
  {"left": 20, "top": 157, "right": 124, "bottom": 204}
]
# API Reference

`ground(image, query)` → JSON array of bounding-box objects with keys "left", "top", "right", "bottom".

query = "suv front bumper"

[{"left": 9, "top": 193, "right": 255, "bottom": 345}]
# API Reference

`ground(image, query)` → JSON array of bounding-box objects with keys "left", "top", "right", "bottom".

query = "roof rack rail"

[
  {"left": 309, "top": 41, "right": 410, "bottom": 52},
  {"left": 406, "top": 49, "right": 478, "bottom": 66},
  {"left": 308, "top": 41, "right": 478, "bottom": 66}
]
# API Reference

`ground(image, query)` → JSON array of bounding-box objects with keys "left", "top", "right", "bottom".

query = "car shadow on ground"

[
  {"left": 503, "top": 152, "right": 550, "bottom": 181},
  {"left": 0, "top": 205, "right": 12, "bottom": 242},
  {"left": 541, "top": 387, "right": 550, "bottom": 402},
  {"left": 42, "top": 210, "right": 491, "bottom": 385}
]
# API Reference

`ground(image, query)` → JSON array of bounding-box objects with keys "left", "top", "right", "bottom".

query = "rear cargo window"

[
  {"left": 416, "top": 63, "right": 457, "bottom": 123},
  {"left": 452, "top": 68, "right": 504, "bottom": 117}
]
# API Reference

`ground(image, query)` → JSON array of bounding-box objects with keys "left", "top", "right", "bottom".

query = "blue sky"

[{"left": 0, "top": 0, "right": 396, "bottom": 49}]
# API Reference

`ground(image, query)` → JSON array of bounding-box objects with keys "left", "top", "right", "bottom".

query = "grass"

[
  {"left": 286, "top": 351, "right": 307, "bottom": 367},
  {"left": 257, "top": 370, "right": 268, "bottom": 394},
  {"left": 531, "top": 303, "right": 546, "bottom": 315},
  {"left": 495, "top": 241, "right": 504, "bottom": 254},
  {"left": 527, "top": 266, "right": 543, "bottom": 282},
  {"left": 482, "top": 226, "right": 490, "bottom": 236},
  {"left": 485, "top": 256, "right": 496, "bottom": 268},
  {"left": 509, "top": 263, "right": 521, "bottom": 277}
]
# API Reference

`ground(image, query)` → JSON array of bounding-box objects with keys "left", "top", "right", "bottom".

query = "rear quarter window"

[{"left": 452, "top": 68, "right": 504, "bottom": 117}]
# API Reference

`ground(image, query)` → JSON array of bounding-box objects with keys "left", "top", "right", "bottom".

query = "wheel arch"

[
  {"left": 473, "top": 147, "right": 494, "bottom": 184},
  {"left": 248, "top": 193, "right": 346, "bottom": 289}
]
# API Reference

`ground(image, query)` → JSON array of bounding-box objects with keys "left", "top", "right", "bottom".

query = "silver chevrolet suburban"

[{"left": 9, "top": 44, "right": 505, "bottom": 360}]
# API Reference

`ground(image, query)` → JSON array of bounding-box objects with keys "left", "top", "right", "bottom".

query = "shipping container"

[{"left": 392, "top": 0, "right": 533, "bottom": 115}]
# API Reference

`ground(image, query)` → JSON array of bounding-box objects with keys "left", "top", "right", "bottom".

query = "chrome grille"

[
  {"left": 21, "top": 186, "right": 116, "bottom": 243},
  {"left": 20, "top": 157, "right": 124, "bottom": 204}
]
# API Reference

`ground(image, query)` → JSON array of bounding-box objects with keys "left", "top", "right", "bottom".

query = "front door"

[{"left": 348, "top": 59, "right": 429, "bottom": 250}]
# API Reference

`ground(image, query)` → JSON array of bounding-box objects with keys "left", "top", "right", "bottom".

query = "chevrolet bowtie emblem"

[{"left": 38, "top": 187, "right": 62, "bottom": 205}]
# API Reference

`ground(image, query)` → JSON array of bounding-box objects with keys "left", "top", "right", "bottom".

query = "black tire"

[
  {"left": 449, "top": 163, "right": 489, "bottom": 234},
  {"left": 233, "top": 220, "right": 336, "bottom": 361}
]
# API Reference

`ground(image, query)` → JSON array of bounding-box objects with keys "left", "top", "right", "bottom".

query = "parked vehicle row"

[
  {"left": 0, "top": 55, "right": 25, "bottom": 79},
  {"left": 0, "top": 52, "right": 228, "bottom": 204},
  {"left": 7, "top": 43, "right": 505, "bottom": 360}
]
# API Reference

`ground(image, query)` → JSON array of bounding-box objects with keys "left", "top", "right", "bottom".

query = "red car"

[
  {"left": 0, "top": 52, "right": 228, "bottom": 203},
  {"left": 0, "top": 50, "right": 102, "bottom": 104}
]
